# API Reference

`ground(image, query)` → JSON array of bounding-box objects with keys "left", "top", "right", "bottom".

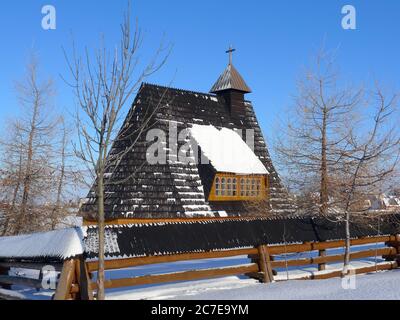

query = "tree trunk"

[
  {"left": 1, "top": 160, "right": 22, "bottom": 236},
  {"left": 13, "top": 100, "right": 39, "bottom": 235},
  {"left": 320, "top": 107, "right": 328, "bottom": 215},
  {"left": 97, "top": 168, "right": 106, "bottom": 300},
  {"left": 51, "top": 130, "right": 66, "bottom": 230},
  {"left": 342, "top": 210, "right": 351, "bottom": 276},
  {"left": 14, "top": 143, "right": 35, "bottom": 234}
]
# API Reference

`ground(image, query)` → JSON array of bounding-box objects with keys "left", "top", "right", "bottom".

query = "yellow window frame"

[{"left": 208, "top": 173, "right": 269, "bottom": 202}]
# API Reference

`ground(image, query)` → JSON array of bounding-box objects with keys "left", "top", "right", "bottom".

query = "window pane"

[
  {"left": 213, "top": 175, "right": 266, "bottom": 200},
  {"left": 215, "top": 177, "right": 220, "bottom": 196},
  {"left": 227, "top": 178, "right": 232, "bottom": 196}
]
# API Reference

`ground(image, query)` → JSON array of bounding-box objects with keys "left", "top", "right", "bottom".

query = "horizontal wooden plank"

[
  {"left": 87, "top": 248, "right": 258, "bottom": 272},
  {"left": 0, "top": 275, "right": 43, "bottom": 289},
  {"left": 312, "top": 236, "right": 395, "bottom": 250},
  {"left": 91, "top": 264, "right": 259, "bottom": 290},
  {"left": 0, "top": 262, "right": 63, "bottom": 272},
  {"left": 269, "top": 236, "right": 395, "bottom": 255},
  {"left": 269, "top": 243, "right": 313, "bottom": 255},
  {"left": 83, "top": 216, "right": 266, "bottom": 226},
  {"left": 271, "top": 247, "right": 396, "bottom": 268}
]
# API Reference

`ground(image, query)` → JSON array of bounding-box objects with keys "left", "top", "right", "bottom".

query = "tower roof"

[{"left": 210, "top": 63, "right": 252, "bottom": 94}]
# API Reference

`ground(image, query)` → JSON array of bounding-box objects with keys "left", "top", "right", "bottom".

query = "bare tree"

[
  {"left": 15, "top": 61, "right": 56, "bottom": 234},
  {"left": 275, "top": 50, "right": 363, "bottom": 215},
  {"left": 276, "top": 49, "right": 400, "bottom": 275},
  {"left": 49, "top": 118, "right": 76, "bottom": 230},
  {"left": 0, "top": 126, "right": 25, "bottom": 236},
  {"left": 0, "top": 57, "right": 61, "bottom": 235},
  {"left": 0, "top": 56, "right": 80, "bottom": 235},
  {"left": 64, "top": 6, "right": 169, "bottom": 299},
  {"left": 335, "top": 87, "right": 400, "bottom": 275}
]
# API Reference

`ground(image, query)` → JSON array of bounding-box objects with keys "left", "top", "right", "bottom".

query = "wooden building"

[{"left": 81, "top": 50, "right": 295, "bottom": 222}]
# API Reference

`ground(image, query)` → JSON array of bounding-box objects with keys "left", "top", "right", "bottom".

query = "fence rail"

[
  {"left": 83, "top": 234, "right": 400, "bottom": 298},
  {"left": 1, "top": 234, "right": 399, "bottom": 300}
]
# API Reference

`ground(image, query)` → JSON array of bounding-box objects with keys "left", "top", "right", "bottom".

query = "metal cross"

[{"left": 226, "top": 45, "right": 236, "bottom": 65}]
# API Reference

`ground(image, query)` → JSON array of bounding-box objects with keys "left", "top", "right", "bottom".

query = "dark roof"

[
  {"left": 81, "top": 83, "right": 294, "bottom": 219},
  {"left": 83, "top": 214, "right": 400, "bottom": 259},
  {"left": 210, "top": 64, "right": 252, "bottom": 94}
]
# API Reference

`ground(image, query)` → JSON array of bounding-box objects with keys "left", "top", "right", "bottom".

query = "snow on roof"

[
  {"left": 189, "top": 124, "right": 268, "bottom": 175},
  {"left": 0, "top": 228, "right": 85, "bottom": 260}
]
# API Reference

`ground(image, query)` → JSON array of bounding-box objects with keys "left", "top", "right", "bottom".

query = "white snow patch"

[
  {"left": 0, "top": 288, "right": 26, "bottom": 300},
  {"left": 218, "top": 211, "right": 228, "bottom": 217},
  {"left": 189, "top": 124, "right": 268, "bottom": 175},
  {"left": 184, "top": 211, "right": 214, "bottom": 217},
  {"left": 183, "top": 205, "right": 211, "bottom": 210},
  {"left": 0, "top": 228, "right": 84, "bottom": 260}
]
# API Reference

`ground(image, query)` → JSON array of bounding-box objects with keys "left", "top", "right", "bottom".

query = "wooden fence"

[{"left": 1, "top": 234, "right": 400, "bottom": 300}]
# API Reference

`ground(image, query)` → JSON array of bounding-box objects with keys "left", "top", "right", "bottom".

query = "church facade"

[{"left": 81, "top": 51, "right": 295, "bottom": 221}]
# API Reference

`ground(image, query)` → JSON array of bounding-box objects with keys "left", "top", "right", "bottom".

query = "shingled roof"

[
  {"left": 210, "top": 63, "right": 252, "bottom": 93},
  {"left": 81, "top": 82, "right": 295, "bottom": 220},
  {"left": 84, "top": 214, "right": 400, "bottom": 259}
]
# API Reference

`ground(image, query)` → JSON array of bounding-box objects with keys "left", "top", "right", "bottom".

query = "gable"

[{"left": 81, "top": 83, "right": 294, "bottom": 220}]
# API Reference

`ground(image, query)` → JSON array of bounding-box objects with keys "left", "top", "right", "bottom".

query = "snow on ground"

[
  {"left": 174, "top": 270, "right": 400, "bottom": 300},
  {"left": 108, "top": 276, "right": 258, "bottom": 300},
  {"left": 1, "top": 287, "right": 54, "bottom": 301},
  {"left": 107, "top": 268, "right": 400, "bottom": 301},
  {"left": 0, "top": 288, "right": 26, "bottom": 300}
]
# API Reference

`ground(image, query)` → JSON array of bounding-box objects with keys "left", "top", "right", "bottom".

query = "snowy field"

[
  {"left": 2, "top": 243, "right": 399, "bottom": 300},
  {"left": 107, "top": 270, "right": 400, "bottom": 300},
  {"left": 4, "top": 268, "right": 400, "bottom": 300}
]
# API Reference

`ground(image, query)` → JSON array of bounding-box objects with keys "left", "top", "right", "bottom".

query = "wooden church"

[{"left": 81, "top": 49, "right": 295, "bottom": 223}]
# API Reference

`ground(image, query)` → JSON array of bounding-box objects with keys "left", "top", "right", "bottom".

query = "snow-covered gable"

[
  {"left": 189, "top": 124, "right": 269, "bottom": 175},
  {"left": 0, "top": 228, "right": 85, "bottom": 260}
]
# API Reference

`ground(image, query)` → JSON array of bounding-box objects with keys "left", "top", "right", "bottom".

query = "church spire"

[
  {"left": 210, "top": 46, "right": 252, "bottom": 94},
  {"left": 226, "top": 45, "right": 236, "bottom": 65}
]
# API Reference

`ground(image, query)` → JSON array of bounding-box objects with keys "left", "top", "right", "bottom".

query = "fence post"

[
  {"left": 54, "top": 259, "right": 76, "bottom": 300},
  {"left": 258, "top": 245, "right": 274, "bottom": 283},
  {"left": 0, "top": 265, "right": 11, "bottom": 290},
  {"left": 384, "top": 234, "right": 400, "bottom": 264},
  {"left": 394, "top": 234, "right": 400, "bottom": 265},
  {"left": 318, "top": 249, "right": 327, "bottom": 271},
  {"left": 75, "top": 256, "right": 93, "bottom": 300}
]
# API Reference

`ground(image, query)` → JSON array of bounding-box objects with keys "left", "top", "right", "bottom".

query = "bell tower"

[{"left": 210, "top": 46, "right": 252, "bottom": 120}]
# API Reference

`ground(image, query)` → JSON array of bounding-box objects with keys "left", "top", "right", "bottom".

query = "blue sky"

[{"left": 0, "top": 0, "right": 400, "bottom": 145}]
